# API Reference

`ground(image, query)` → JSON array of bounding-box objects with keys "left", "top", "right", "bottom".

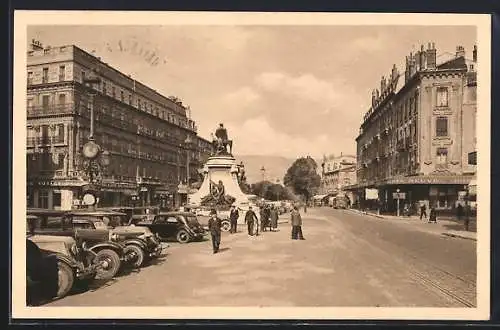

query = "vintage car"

[
  {"left": 134, "top": 211, "right": 206, "bottom": 243},
  {"left": 27, "top": 209, "right": 134, "bottom": 280},
  {"left": 70, "top": 209, "right": 163, "bottom": 267},
  {"left": 129, "top": 206, "right": 160, "bottom": 223},
  {"left": 27, "top": 215, "right": 101, "bottom": 302}
]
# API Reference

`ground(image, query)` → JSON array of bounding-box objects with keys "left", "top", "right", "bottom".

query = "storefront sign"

[
  {"left": 392, "top": 192, "right": 406, "bottom": 199},
  {"left": 28, "top": 180, "right": 87, "bottom": 187},
  {"left": 385, "top": 176, "right": 472, "bottom": 185},
  {"left": 365, "top": 188, "right": 379, "bottom": 200}
]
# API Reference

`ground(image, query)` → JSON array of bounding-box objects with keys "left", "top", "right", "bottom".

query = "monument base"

[{"left": 187, "top": 155, "right": 256, "bottom": 223}]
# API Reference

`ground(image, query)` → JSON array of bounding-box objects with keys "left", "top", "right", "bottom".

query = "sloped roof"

[{"left": 437, "top": 56, "right": 468, "bottom": 70}]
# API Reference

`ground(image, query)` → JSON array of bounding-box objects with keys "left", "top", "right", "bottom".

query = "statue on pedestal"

[{"left": 212, "top": 123, "right": 233, "bottom": 156}]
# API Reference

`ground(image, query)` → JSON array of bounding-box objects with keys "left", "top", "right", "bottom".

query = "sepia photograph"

[{"left": 12, "top": 11, "right": 491, "bottom": 320}]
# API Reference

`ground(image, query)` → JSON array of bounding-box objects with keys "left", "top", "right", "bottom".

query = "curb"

[
  {"left": 441, "top": 232, "right": 477, "bottom": 241},
  {"left": 346, "top": 209, "right": 385, "bottom": 219}
]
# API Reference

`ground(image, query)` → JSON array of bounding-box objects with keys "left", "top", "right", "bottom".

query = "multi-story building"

[
  {"left": 320, "top": 153, "right": 357, "bottom": 202},
  {"left": 26, "top": 40, "right": 210, "bottom": 210},
  {"left": 348, "top": 43, "right": 477, "bottom": 213}
]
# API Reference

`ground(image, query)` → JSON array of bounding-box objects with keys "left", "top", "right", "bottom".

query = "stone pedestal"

[{"left": 187, "top": 155, "right": 254, "bottom": 223}]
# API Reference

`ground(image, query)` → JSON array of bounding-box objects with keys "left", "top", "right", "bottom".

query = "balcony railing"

[
  {"left": 26, "top": 136, "right": 65, "bottom": 146},
  {"left": 27, "top": 103, "right": 77, "bottom": 117}
]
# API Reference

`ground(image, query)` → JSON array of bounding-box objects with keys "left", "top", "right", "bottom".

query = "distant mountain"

[{"left": 234, "top": 155, "right": 322, "bottom": 185}]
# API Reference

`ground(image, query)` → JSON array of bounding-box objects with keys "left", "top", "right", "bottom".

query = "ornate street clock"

[{"left": 82, "top": 141, "right": 100, "bottom": 159}]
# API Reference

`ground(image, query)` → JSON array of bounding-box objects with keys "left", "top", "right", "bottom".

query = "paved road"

[{"left": 47, "top": 208, "right": 476, "bottom": 307}]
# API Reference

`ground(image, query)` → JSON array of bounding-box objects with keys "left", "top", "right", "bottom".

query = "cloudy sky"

[{"left": 27, "top": 25, "right": 476, "bottom": 159}]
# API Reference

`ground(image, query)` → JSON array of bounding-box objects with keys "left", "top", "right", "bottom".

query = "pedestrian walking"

[
  {"left": 428, "top": 205, "right": 437, "bottom": 223},
  {"left": 419, "top": 203, "right": 427, "bottom": 220},
  {"left": 260, "top": 206, "right": 267, "bottom": 232},
  {"left": 207, "top": 209, "right": 222, "bottom": 254},
  {"left": 229, "top": 205, "right": 239, "bottom": 234},
  {"left": 291, "top": 206, "right": 305, "bottom": 240},
  {"left": 244, "top": 206, "right": 258, "bottom": 236},
  {"left": 270, "top": 205, "right": 279, "bottom": 231}
]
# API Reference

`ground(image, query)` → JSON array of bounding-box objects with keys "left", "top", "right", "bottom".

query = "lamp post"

[
  {"left": 464, "top": 184, "right": 470, "bottom": 231},
  {"left": 81, "top": 70, "right": 110, "bottom": 209},
  {"left": 184, "top": 135, "right": 193, "bottom": 186},
  {"left": 276, "top": 178, "right": 281, "bottom": 201},
  {"left": 396, "top": 188, "right": 401, "bottom": 217}
]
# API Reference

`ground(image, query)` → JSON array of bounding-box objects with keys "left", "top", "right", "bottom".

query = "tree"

[
  {"left": 283, "top": 156, "right": 321, "bottom": 203},
  {"left": 250, "top": 180, "right": 293, "bottom": 201}
]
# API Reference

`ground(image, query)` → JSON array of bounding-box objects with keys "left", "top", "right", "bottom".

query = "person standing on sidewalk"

[
  {"left": 291, "top": 206, "right": 305, "bottom": 240},
  {"left": 270, "top": 205, "right": 279, "bottom": 232},
  {"left": 419, "top": 203, "right": 427, "bottom": 220},
  {"left": 229, "top": 205, "right": 239, "bottom": 234},
  {"left": 456, "top": 203, "right": 464, "bottom": 221},
  {"left": 208, "top": 209, "right": 222, "bottom": 254},
  {"left": 428, "top": 205, "right": 437, "bottom": 223},
  {"left": 244, "top": 205, "right": 258, "bottom": 236}
]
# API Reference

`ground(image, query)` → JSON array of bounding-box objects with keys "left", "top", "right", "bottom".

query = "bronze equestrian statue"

[{"left": 212, "top": 123, "right": 233, "bottom": 156}]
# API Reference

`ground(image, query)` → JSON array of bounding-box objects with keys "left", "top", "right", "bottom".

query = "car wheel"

[
  {"left": 176, "top": 230, "right": 190, "bottom": 244},
  {"left": 94, "top": 249, "right": 121, "bottom": 280},
  {"left": 221, "top": 220, "right": 231, "bottom": 232},
  {"left": 124, "top": 244, "right": 145, "bottom": 268},
  {"left": 56, "top": 261, "right": 74, "bottom": 299}
]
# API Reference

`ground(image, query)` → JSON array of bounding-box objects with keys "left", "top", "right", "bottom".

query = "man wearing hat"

[
  {"left": 208, "top": 209, "right": 222, "bottom": 253},
  {"left": 229, "top": 204, "right": 239, "bottom": 234}
]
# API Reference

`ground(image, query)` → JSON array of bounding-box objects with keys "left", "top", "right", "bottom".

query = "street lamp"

[
  {"left": 81, "top": 70, "right": 109, "bottom": 209},
  {"left": 276, "top": 178, "right": 281, "bottom": 201},
  {"left": 184, "top": 135, "right": 193, "bottom": 186},
  {"left": 82, "top": 71, "right": 101, "bottom": 141},
  {"left": 463, "top": 184, "right": 470, "bottom": 231},
  {"left": 396, "top": 188, "right": 401, "bottom": 217}
]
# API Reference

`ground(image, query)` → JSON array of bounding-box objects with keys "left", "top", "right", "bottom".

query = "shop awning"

[
  {"left": 313, "top": 194, "right": 328, "bottom": 200},
  {"left": 468, "top": 179, "right": 477, "bottom": 195}
]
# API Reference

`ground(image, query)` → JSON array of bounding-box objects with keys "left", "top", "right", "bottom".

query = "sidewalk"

[{"left": 346, "top": 208, "right": 477, "bottom": 241}]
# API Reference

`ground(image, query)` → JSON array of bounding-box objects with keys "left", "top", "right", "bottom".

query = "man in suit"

[
  {"left": 208, "top": 209, "right": 222, "bottom": 253},
  {"left": 291, "top": 206, "right": 305, "bottom": 240},
  {"left": 244, "top": 205, "right": 258, "bottom": 236},
  {"left": 229, "top": 205, "right": 239, "bottom": 234},
  {"left": 269, "top": 205, "right": 279, "bottom": 231}
]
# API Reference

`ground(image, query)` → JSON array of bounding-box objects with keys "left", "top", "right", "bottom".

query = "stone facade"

[
  {"left": 26, "top": 40, "right": 211, "bottom": 210},
  {"left": 320, "top": 154, "right": 357, "bottom": 196},
  {"left": 350, "top": 43, "right": 477, "bottom": 213}
]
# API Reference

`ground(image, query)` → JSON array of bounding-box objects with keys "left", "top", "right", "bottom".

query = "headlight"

[
  {"left": 70, "top": 243, "right": 80, "bottom": 256},
  {"left": 110, "top": 233, "right": 123, "bottom": 241}
]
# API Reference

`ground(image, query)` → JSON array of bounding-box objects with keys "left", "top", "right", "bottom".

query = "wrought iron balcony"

[
  {"left": 26, "top": 136, "right": 65, "bottom": 146},
  {"left": 27, "top": 103, "right": 77, "bottom": 117}
]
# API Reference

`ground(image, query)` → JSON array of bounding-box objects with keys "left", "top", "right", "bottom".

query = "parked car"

[
  {"left": 26, "top": 238, "right": 59, "bottom": 305},
  {"left": 70, "top": 209, "right": 163, "bottom": 267},
  {"left": 130, "top": 206, "right": 160, "bottom": 223},
  {"left": 27, "top": 209, "right": 134, "bottom": 280},
  {"left": 135, "top": 211, "right": 206, "bottom": 243},
  {"left": 27, "top": 215, "right": 101, "bottom": 302}
]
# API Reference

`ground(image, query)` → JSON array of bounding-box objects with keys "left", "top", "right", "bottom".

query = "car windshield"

[
  {"left": 185, "top": 216, "right": 200, "bottom": 226},
  {"left": 93, "top": 221, "right": 107, "bottom": 229}
]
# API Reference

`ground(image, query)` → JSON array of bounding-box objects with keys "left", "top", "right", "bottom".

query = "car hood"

[
  {"left": 28, "top": 235, "right": 75, "bottom": 245},
  {"left": 111, "top": 226, "right": 152, "bottom": 237}
]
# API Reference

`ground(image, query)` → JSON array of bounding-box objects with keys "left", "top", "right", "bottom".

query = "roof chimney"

[
  {"left": 426, "top": 42, "right": 436, "bottom": 69},
  {"left": 30, "top": 39, "right": 44, "bottom": 51},
  {"left": 473, "top": 45, "right": 477, "bottom": 62},
  {"left": 455, "top": 45, "right": 465, "bottom": 58}
]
